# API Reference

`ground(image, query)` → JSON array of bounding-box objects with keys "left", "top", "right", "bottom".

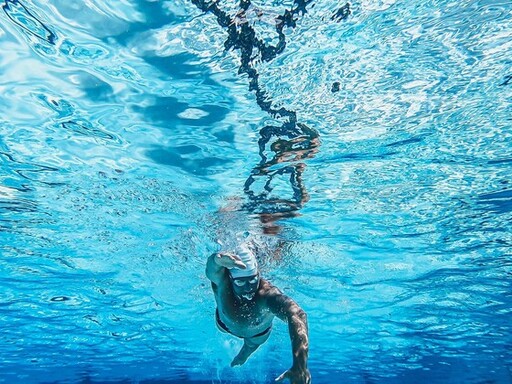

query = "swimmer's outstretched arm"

[
  {"left": 206, "top": 252, "right": 247, "bottom": 285},
  {"left": 266, "top": 287, "right": 310, "bottom": 384}
]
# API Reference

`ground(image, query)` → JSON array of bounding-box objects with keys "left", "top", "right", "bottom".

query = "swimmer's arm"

[
  {"left": 266, "top": 287, "right": 310, "bottom": 383},
  {"left": 205, "top": 252, "right": 247, "bottom": 285},
  {"left": 206, "top": 253, "right": 224, "bottom": 286}
]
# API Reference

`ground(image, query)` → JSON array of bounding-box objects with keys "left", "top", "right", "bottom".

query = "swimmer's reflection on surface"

[
  {"left": 206, "top": 244, "right": 310, "bottom": 384},
  {"left": 244, "top": 122, "right": 320, "bottom": 235}
]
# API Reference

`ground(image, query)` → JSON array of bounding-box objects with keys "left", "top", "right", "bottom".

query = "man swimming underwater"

[{"left": 206, "top": 242, "right": 310, "bottom": 384}]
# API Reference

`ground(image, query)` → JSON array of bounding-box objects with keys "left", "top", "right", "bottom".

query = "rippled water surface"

[{"left": 1, "top": 0, "right": 512, "bottom": 383}]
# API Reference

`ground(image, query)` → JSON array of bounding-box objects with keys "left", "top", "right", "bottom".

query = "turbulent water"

[{"left": 1, "top": 0, "right": 511, "bottom": 383}]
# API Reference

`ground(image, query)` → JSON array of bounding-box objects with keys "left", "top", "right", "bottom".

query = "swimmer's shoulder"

[{"left": 258, "top": 278, "right": 283, "bottom": 298}]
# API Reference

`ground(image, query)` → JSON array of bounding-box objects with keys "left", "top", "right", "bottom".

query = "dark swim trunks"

[{"left": 215, "top": 309, "right": 271, "bottom": 338}]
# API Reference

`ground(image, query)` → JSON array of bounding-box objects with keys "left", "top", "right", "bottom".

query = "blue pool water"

[{"left": 1, "top": 0, "right": 511, "bottom": 383}]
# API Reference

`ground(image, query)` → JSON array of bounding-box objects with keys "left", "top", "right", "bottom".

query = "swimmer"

[{"left": 206, "top": 243, "right": 310, "bottom": 384}]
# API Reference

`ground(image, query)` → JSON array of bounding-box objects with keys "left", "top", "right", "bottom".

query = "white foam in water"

[{"left": 178, "top": 108, "right": 210, "bottom": 119}]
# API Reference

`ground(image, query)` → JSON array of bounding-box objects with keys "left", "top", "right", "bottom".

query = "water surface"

[{"left": 1, "top": 0, "right": 511, "bottom": 383}]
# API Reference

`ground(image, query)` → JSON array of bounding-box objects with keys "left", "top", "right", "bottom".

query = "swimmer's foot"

[
  {"left": 230, "top": 343, "right": 257, "bottom": 367},
  {"left": 230, "top": 353, "right": 248, "bottom": 367}
]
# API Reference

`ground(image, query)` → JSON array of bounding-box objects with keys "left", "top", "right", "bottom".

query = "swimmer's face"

[{"left": 230, "top": 274, "right": 259, "bottom": 301}]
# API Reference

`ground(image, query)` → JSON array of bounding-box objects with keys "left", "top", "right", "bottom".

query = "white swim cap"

[{"left": 229, "top": 243, "right": 258, "bottom": 278}]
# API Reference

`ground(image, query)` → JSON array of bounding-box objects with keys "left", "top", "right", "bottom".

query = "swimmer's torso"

[{"left": 215, "top": 276, "right": 275, "bottom": 338}]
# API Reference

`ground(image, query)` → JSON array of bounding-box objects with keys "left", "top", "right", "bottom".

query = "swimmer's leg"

[{"left": 230, "top": 331, "right": 271, "bottom": 367}]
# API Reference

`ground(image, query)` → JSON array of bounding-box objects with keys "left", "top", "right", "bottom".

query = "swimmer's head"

[
  {"left": 229, "top": 244, "right": 259, "bottom": 300},
  {"left": 230, "top": 274, "right": 260, "bottom": 301}
]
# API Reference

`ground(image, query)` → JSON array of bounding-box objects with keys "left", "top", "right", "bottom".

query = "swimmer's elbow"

[
  {"left": 205, "top": 255, "right": 215, "bottom": 281},
  {"left": 295, "top": 308, "right": 307, "bottom": 325},
  {"left": 286, "top": 305, "right": 307, "bottom": 325},
  {"left": 205, "top": 253, "right": 223, "bottom": 284},
  {"left": 205, "top": 265, "right": 218, "bottom": 283}
]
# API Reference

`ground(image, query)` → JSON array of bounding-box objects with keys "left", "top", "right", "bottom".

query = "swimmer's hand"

[
  {"left": 275, "top": 366, "right": 311, "bottom": 384},
  {"left": 215, "top": 252, "right": 247, "bottom": 270}
]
